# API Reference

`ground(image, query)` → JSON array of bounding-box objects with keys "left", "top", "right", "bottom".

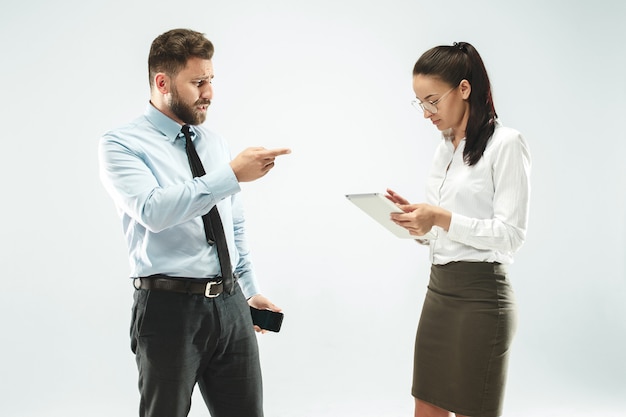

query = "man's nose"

[{"left": 200, "top": 83, "right": 213, "bottom": 99}]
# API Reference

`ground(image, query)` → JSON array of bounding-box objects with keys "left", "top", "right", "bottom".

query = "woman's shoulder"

[
  {"left": 485, "top": 121, "right": 531, "bottom": 165},
  {"left": 493, "top": 121, "right": 523, "bottom": 140},
  {"left": 489, "top": 121, "right": 529, "bottom": 150}
]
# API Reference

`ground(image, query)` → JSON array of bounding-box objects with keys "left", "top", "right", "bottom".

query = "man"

[{"left": 98, "top": 28, "right": 290, "bottom": 417}]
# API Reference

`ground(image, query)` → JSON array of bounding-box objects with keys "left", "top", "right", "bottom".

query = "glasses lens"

[
  {"left": 411, "top": 100, "right": 438, "bottom": 114},
  {"left": 423, "top": 102, "right": 437, "bottom": 114}
]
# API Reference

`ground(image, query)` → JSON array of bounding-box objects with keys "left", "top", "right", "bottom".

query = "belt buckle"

[{"left": 204, "top": 281, "right": 221, "bottom": 298}]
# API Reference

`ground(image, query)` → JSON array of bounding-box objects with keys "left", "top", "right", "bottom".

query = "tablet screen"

[{"left": 346, "top": 193, "right": 436, "bottom": 239}]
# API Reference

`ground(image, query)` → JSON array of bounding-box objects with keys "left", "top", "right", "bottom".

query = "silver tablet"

[{"left": 345, "top": 193, "right": 435, "bottom": 239}]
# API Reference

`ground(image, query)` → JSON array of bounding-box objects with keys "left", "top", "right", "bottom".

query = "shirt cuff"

[
  {"left": 237, "top": 270, "right": 260, "bottom": 299},
  {"left": 447, "top": 212, "right": 473, "bottom": 242},
  {"left": 199, "top": 164, "right": 240, "bottom": 202}
]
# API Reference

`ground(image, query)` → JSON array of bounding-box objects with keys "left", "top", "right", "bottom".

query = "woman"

[{"left": 388, "top": 42, "right": 531, "bottom": 417}]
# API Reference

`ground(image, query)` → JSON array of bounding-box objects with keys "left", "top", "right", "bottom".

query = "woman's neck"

[{"left": 443, "top": 128, "right": 465, "bottom": 149}]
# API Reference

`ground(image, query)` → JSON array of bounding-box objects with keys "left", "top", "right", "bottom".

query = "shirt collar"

[{"left": 144, "top": 102, "right": 194, "bottom": 143}]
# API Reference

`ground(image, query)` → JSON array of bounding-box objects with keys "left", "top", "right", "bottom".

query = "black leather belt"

[{"left": 133, "top": 275, "right": 225, "bottom": 298}]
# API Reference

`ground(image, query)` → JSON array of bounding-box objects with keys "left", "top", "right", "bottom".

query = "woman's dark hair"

[
  {"left": 413, "top": 42, "right": 497, "bottom": 166},
  {"left": 148, "top": 28, "right": 214, "bottom": 89}
]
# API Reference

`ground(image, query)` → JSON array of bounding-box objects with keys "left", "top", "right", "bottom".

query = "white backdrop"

[{"left": 1, "top": 1, "right": 625, "bottom": 416}]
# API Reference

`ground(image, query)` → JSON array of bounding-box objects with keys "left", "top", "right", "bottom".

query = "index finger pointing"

[{"left": 262, "top": 148, "right": 292, "bottom": 158}]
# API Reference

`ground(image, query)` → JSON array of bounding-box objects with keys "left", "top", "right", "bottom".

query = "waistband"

[
  {"left": 133, "top": 274, "right": 233, "bottom": 298},
  {"left": 432, "top": 261, "right": 507, "bottom": 275}
]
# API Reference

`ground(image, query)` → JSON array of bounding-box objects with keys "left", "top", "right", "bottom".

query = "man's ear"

[
  {"left": 154, "top": 73, "right": 170, "bottom": 94},
  {"left": 459, "top": 79, "right": 471, "bottom": 100}
]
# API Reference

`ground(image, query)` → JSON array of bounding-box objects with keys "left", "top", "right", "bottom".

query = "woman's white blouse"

[{"left": 425, "top": 122, "right": 531, "bottom": 265}]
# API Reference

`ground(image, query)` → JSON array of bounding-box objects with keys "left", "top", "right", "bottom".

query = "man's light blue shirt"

[{"left": 99, "top": 103, "right": 260, "bottom": 298}]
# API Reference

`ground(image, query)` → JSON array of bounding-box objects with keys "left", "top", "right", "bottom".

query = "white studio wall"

[{"left": 0, "top": 1, "right": 624, "bottom": 416}]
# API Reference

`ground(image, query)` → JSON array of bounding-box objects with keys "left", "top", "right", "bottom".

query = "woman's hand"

[
  {"left": 385, "top": 188, "right": 411, "bottom": 206},
  {"left": 390, "top": 203, "right": 451, "bottom": 236}
]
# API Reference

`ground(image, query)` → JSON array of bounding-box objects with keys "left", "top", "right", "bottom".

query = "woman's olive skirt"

[{"left": 412, "top": 262, "right": 517, "bottom": 417}]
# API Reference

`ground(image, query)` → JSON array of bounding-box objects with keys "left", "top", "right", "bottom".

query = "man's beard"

[{"left": 169, "top": 86, "right": 210, "bottom": 125}]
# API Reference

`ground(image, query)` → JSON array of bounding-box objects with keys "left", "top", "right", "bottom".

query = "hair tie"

[{"left": 453, "top": 42, "right": 466, "bottom": 52}]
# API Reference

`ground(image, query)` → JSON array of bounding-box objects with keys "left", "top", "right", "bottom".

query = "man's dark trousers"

[{"left": 130, "top": 283, "right": 263, "bottom": 417}]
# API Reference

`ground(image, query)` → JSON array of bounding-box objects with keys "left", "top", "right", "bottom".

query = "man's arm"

[{"left": 98, "top": 135, "right": 239, "bottom": 233}]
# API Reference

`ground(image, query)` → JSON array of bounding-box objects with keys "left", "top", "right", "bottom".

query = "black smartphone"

[{"left": 250, "top": 307, "right": 284, "bottom": 332}]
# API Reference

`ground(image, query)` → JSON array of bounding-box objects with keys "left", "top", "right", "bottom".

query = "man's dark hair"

[
  {"left": 413, "top": 42, "right": 497, "bottom": 166},
  {"left": 148, "top": 28, "right": 214, "bottom": 89}
]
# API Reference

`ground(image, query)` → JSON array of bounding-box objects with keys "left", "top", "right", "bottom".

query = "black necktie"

[{"left": 181, "top": 124, "right": 233, "bottom": 294}]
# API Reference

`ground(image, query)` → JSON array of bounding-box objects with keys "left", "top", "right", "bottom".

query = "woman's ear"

[{"left": 459, "top": 79, "right": 471, "bottom": 100}]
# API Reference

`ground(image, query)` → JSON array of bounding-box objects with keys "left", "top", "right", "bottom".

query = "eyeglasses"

[{"left": 411, "top": 86, "right": 456, "bottom": 114}]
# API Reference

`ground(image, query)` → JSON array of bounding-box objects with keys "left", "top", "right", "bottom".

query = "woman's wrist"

[{"left": 434, "top": 207, "right": 452, "bottom": 231}]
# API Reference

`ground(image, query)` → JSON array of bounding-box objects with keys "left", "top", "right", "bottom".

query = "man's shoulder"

[
  {"left": 102, "top": 115, "right": 154, "bottom": 143},
  {"left": 193, "top": 125, "right": 230, "bottom": 154},
  {"left": 194, "top": 124, "right": 224, "bottom": 141}
]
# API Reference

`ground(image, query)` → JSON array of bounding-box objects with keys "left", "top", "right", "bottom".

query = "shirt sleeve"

[
  {"left": 446, "top": 132, "right": 531, "bottom": 253},
  {"left": 98, "top": 135, "right": 240, "bottom": 233},
  {"left": 231, "top": 192, "right": 261, "bottom": 298}
]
